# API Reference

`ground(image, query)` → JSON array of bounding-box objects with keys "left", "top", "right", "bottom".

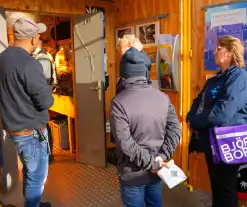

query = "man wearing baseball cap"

[{"left": 0, "top": 17, "right": 53, "bottom": 207}]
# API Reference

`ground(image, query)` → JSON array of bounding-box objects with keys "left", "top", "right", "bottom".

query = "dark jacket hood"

[
  {"left": 120, "top": 47, "right": 151, "bottom": 79},
  {"left": 116, "top": 76, "right": 151, "bottom": 95}
]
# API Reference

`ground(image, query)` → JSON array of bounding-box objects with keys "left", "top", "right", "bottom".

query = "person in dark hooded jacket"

[
  {"left": 187, "top": 36, "right": 247, "bottom": 207},
  {"left": 110, "top": 47, "right": 181, "bottom": 207},
  {"left": 116, "top": 35, "right": 152, "bottom": 95},
  {"left": 116, "top": 49, "right": 152, "bottom": 95}
]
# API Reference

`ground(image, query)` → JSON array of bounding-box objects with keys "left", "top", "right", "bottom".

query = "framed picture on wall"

[
  {"left": 136, "top": 21, "right": 160, "bottom": 46},
  {"left": 115, "top": 26, "right": 135, "bottom": 48}
]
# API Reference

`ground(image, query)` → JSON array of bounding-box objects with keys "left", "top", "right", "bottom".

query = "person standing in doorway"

[
  {"left": 33, "top": 39, "right": 57, "bottom": 88},
  {"left": 110, "top": 46, "right": 181, "bottom": 207},
  {"left": 0, "top": 17, "right": 54, "bottom": 207},
  {"left": 33, "top": 39, "right": 57, "bottom": 162}
]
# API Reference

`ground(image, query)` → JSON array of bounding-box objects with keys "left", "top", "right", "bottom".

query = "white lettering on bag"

[{"left": 220, "top": 137, "right": 247, "bottom": 163}]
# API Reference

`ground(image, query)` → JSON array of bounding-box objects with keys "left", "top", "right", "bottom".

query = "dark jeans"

[
  {"left": 205, "top": 152, "right": 239, "bottom": 207},
  {"left": 46, "top": 123, "right": 53, "bottom": 160},
  {"left": 10, "top": 129, "right": 49, "bottom": 207},
  {"left": 120, "top": 180, "right": 163, "bottom": 207}
]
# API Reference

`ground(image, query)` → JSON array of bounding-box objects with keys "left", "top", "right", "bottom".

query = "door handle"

[
  {"left": 89, "top": 80, "right": 102, "bottom": 101},
  {"left": 90, "top": 86, "right": 101, "bottom": 90}
]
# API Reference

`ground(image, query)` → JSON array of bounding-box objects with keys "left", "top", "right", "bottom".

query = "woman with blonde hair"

[{"left": 187, "top": 36, "right": 247, "bottom": 207}]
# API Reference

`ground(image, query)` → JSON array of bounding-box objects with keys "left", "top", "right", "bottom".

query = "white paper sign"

[
  {"left": 211, "top": 8, "right": 246, "bottom": 29},
  {"left": 157, "top": 159, "right": 187, "bottom": 189}
]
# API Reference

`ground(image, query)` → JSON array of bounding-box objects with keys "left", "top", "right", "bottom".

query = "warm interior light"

[{"left": 55, "top": 46, "right": 68, "bottom": 73}]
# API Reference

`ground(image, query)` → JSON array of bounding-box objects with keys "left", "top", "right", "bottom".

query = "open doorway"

[
  {"left": 6, "top": 11, "right": 76, "bottom": 162},
  {"left": 3, "top": 10, "right": 107, "bottom": 166},
  {"left": 0, "top": 8, "right": 107, "bottom": 197}
]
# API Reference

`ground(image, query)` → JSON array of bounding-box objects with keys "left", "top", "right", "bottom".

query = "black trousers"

[{"left": 205, "top": 152, "right": 239, "bottom": 207}]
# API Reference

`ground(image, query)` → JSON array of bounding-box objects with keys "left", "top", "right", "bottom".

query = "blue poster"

[{"left": 205, "top": 3, "right": 247, "bottom": 70}]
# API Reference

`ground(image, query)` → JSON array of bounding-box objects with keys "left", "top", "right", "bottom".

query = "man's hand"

[
  {"left": 160, "top": 161, "right": 170, "bottom": 168},
  {"left": 151, "top": 161, "right": 170, "bottom": 174},
  {"left": 155, "top": 156, "right": 163, "bottom": 162}
]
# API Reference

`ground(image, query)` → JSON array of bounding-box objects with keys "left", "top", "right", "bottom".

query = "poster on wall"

[
  {"left": 204, "top": 2, "right": 247, "bottom": 70},
  {"left": 136, "top": 21, "right": 160, "bottom": 46},
  {"left": 157, "top": 34, "right": 179, "bottom": 91}
]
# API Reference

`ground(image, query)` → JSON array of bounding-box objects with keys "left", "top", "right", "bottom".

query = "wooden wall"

[
  {"left": 114, "top": 0, "right": 180, "bottom": 109},
  {"left": 190, "top": 0, "right": 236, "bottom": 191},
  {"left": 114, "top": 0, "right": 182, "bottom": 164}
]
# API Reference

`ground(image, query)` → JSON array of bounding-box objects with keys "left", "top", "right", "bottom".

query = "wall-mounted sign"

[{"left": 157, "top": 34, "right": 179, "bottom": 91}]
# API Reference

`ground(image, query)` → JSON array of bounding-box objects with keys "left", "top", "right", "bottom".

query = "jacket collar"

[
  {"left": 116, "top": 76, "right": 151, "bottom": 95},
  {"left": 215, "top": 65, "right": 241, "bottom": 77}
]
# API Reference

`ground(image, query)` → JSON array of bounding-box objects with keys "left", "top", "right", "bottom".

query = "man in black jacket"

[
  {"left": 110, "top": 47, "right": 181, "bottom": 207},
  {"left": 0, "top": 17, "right": 54, "bottom": 207}
]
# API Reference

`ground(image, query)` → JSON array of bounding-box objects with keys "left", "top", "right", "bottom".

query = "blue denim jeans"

[
  {"left": 9, "top": 128, "right": 49, "bottom": 207},
  {"left": 120, "top": 180, "right": 163, "bottom": 207}
]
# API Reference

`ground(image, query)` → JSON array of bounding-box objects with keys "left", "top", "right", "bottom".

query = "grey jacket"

[{"left": 110, "top": 77, "right": 181, "bottom": 185}]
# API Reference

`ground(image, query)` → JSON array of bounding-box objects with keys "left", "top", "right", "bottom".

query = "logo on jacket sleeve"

[{"left": 211, "top": 86, "right": 220, "bottom": 99}]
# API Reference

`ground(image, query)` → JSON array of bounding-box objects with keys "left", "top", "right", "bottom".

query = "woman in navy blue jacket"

[{"left": 187, "top": 36, "right": 247, "bottom": 207}]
